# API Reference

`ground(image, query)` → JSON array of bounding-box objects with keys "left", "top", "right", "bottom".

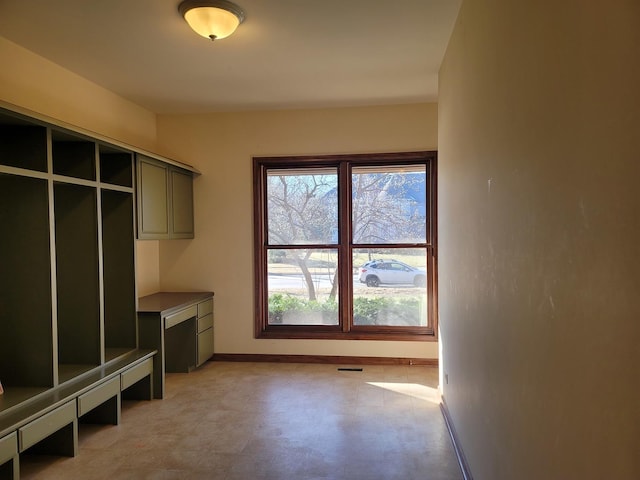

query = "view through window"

[{"left": 253, "top": 152, "right": 437, "bottom": 340}]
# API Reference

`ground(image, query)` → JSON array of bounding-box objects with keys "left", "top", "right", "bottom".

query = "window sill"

[{"left": 256, "top": 327, "right": 437, "bottom": 342}]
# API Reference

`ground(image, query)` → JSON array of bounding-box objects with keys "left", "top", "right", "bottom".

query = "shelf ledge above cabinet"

[{"left": 0, "top": 100, "right": 199, "bottom": 175}]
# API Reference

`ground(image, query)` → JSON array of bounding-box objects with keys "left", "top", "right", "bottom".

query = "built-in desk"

[{"left": 138, "top": 292, "right": 214, "bottom": 399}]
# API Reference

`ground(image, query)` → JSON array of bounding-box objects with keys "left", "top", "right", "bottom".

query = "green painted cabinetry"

[
  {"left": 138, "top": 292, "right": 214, "bottom": 399},
  {"left": 0, "top": 104, "right": 196, "bottom": 478},
  {"left": 137, "top": 155, "right": 194, "bottom": 239},
  {"left": 0, "top": 110, "right": 138, "bottom": 394}
]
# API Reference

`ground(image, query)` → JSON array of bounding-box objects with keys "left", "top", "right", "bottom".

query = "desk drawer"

[
  {"left": 78, "top": 377, "right": 120, "bottom": 417},
  {"left": 121, "top": 358, "right": 153, "bottom": 391},
  {"left": 19, "top": 401, "right": 75, "bottom": 451},
  {"left": 165, "top": 305, "right": 197, "bottom": 329},
  {"left": 197, "top": 327, "right": 214, "bottom": 366},
  {"left": 0, "top": 431, "right": 17, "bottom": 464},
  {"left": 197, "top": 313, "right": 213, "bottom": 333},
  {"left": 197, "top": 298, "right": 213, "bottom": 318}
]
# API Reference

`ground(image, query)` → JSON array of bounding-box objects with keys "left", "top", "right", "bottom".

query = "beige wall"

[
  {"left": 0, "top": 37, "right": 157, "bottom": 150},
  {"left": 2, "top": 33, "right": 439, "bottom": 359},
  {"left": 155, "top": 104, "right": 440, "bottom": 358},
  {"left": 136, "top": 241, "right": 161, "bottom": 297},
  {"left": 438, "top": 1, "right": 639, "bottom": 479}
]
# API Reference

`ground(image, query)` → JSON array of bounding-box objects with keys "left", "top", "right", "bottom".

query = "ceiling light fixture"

[{"left": 178, "top": 0, "right": 245, "bottom": 41}]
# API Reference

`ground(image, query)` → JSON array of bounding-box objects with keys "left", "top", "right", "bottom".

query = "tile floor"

[{"left": 21, "top": 362, "right": 462, "bottom": 479}]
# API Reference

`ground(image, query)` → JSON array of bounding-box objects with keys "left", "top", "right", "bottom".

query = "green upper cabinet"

[
  {"left": 170, "top": 168, "right": 194, "bottom": 237},
  {"left": 136, "top": 154, "right": 195, "bottom": 239},
  {"left": 137, "top": 157, "right": 169, "bottom": 237}
]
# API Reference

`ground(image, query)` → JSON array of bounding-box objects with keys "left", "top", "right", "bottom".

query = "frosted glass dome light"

[{"left": 178, "top": 0, "right": 245, "bottom": 41}]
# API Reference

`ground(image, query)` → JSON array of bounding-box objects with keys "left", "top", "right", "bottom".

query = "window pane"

[
  {"left": 352, "top": 249, "right": 428, "bottom": 326},
  {"left": 267, "top": 168, "right": 338, "bottom": 245},
  {"left": 268, "top": 248, "right": 339, "bottom": 325},
  {"left": 352, "top": 165, "right": 426, "bottom": 244}
]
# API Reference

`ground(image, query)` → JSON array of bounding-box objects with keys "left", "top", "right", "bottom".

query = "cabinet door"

[
  {"left": 137, "top": 157, "right": 169, "bottom": 239},
  {"left": 170, "top": 168, "right": 194, "bottom": 238}
]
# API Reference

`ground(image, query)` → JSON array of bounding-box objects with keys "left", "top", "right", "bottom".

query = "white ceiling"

[{"left": 0, "top": 0, "right": 461, "bottom": 114}]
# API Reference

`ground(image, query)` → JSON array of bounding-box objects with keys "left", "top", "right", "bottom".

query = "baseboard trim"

[
  {"left": 212, "top": 353, "right": 438, "bottom": 366},
  {"left": 440, "top": 398, "right": 474, "bottom": 480}
]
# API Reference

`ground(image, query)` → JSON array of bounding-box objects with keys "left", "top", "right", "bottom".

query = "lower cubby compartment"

[
  {"left": 121, "top": 358, "right": 154, "bottom": 401},
  {"left": 0, "top": 459, "right": 17, "bottom": 480},
  {"left": 165, "top": 319, "right": 197, "bottom": 374},
  {"left": 0, "top": 350, "right": 156, "bottom": 479},
  {"left": 77, "top": 376, "right": 121, "bottom": 425},
  {"left": 0, "top": 432, "right": 18, "bottom": 480}
]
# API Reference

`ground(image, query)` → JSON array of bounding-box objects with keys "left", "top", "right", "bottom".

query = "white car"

[{"left": 359, "top": 260, "right": 426, "bottom": 287}]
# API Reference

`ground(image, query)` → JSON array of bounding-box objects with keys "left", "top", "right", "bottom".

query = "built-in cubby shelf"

[
  {"left": 54, "top": 183, "right": 101, "bottom": 373},
  {"left": 0, "top": 109, "right": 137, "bottom": 404},
  {"left": 52, "top": 134, "right": 96, "bottom": 181},
  {"left": 100, "top": 148, "right": 133, "bottom": 188},
  {"left": 102, "top": 189, "right": 137, "bottom": 353},
  {"left": 0, "top": 103, "right": 200, "bottom": 479},
  {"left": 0, "top": 124, "right": 48, "bottom": 172},
  {"left": 0, "top": 173, "right": 53, "bottom": 389}
]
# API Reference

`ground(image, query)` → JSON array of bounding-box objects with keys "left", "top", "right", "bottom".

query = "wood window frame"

[{"left": 253, "top": 151, "right": 437, "bottom": 341}]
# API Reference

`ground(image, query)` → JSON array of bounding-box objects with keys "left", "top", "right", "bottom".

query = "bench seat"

[{"left": 0, "top": 349, "right": 156, "bottom": 480}]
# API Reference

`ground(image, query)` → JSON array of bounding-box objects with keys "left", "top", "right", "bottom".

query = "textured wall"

[{"left": 438, "top": 0, "right": 640, "bottom": 478}]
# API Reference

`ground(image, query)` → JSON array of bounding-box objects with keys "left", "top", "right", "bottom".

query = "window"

[{"left": 253, "top": 152, "right": 437, "bottom": 340}]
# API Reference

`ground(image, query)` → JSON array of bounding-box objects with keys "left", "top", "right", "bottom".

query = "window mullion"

[
  {"left": 254, "top": 162, "right": 269, "bottom": 336},
  {"left": 338, "top": 161, "right": 352, "bottom": 333}
]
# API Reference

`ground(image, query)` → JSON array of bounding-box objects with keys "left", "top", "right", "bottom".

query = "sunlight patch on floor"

[{"left": 367, "top": 382, "right": 441, "bottom": 404}]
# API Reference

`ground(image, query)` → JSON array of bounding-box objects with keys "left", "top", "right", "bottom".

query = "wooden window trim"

[{"left": 253, "top": 151, "right": 438, "bottom": 341}]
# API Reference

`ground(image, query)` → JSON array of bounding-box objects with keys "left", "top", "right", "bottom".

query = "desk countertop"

[{"left": 137, "top": 291, "right": 214, "bottom": 317}]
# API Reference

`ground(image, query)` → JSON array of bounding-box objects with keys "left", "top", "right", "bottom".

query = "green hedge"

[{"left": 268, "top": 294, "right": 422, "bottom": 326}]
